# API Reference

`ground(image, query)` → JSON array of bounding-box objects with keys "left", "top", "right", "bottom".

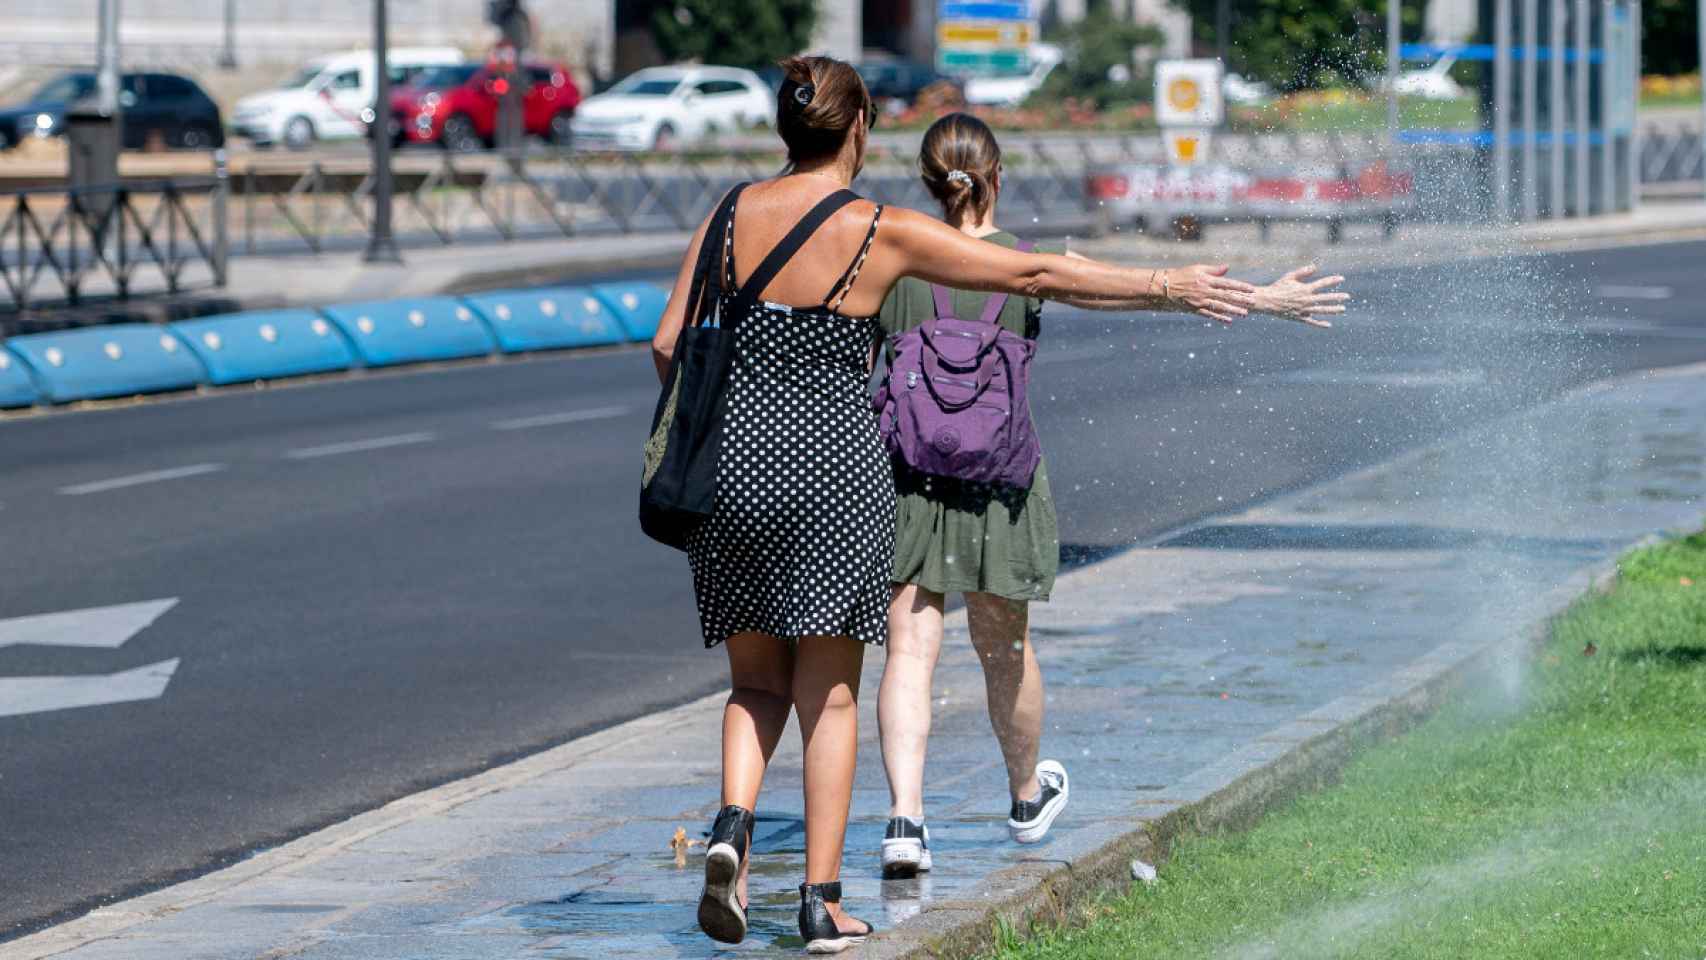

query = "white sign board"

[{"left": 1154, "top": 59, "right": 1224, "bottom": 128}]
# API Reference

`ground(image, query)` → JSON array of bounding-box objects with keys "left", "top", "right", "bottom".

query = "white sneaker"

[
  {"left": 880, "top": 816, "right": 933, "bottom": 879},
  {"left": 1007, "top": 760, "right": 1069, "bottom": 844}
]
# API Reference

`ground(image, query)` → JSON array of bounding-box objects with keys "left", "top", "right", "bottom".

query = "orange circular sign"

[{"left": 1166, "top": 77, "right": 1201, "bottom": 112}]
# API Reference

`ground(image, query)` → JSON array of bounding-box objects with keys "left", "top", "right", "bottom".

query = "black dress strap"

[
  {"left": 685, "top": 182, "right": 749, "bottom": 329},
  {"left": 733, "top": 189, "right": 861, "bottom": 308},
  {"left": 823, "top": 204, "right": 884, "bottom": 313}
]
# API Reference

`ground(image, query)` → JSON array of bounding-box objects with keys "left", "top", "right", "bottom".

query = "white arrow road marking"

[
  {"left": 58, "top": 464, "right": 226, "bottom": 496},
  {"left": 0, "top": 598, "right": 179, "bottom": 650},
  {"left": 0, "top": 599, "right": 181, "bottom": 719},
  {"left": 0, "top": 659, "right": 179, "bottom": 719},
  {"left": 285, "top": 432, "right": 436, "bottom": 460},
  {"left": 491, "top": 405, "right": 630, "bottom": 431}
]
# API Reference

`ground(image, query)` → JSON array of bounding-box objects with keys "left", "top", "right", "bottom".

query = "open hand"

[
  {"left": 1165, "top": 264, "right": 1257, "bottom": 324},
  {"left": 1254, "top": 265, "right": 1348, "bottom": 328}
]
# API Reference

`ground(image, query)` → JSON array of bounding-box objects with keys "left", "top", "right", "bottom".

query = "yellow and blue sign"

[{"left": 937, "top": 0, "right": 1036, "bottom": 77}]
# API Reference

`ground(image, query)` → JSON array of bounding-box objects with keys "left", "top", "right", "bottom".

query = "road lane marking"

[
  {"left": 0, "top": 598, "right": 179, "bottom": 650},
  {"left": 58, "top": 464, "right": 226, "bottom": 496},
  {"left": 0, "top": 658, "right": 180, "bottom": 719},
  {"left": 491, "top": 406, "right": 630, "bottom": 431},
  {"left": 285, "top": 432, "right": 436, "bottom": 460},
  {"left": 1595, "top": 285, "right": 1673, "bottom": 299}
]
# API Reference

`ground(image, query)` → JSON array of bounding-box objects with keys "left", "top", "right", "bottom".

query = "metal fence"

[{"left": 1, "top": 174, "right": 228, "bottom": 313}]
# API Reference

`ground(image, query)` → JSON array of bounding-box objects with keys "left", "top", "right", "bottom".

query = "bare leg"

[
  {"left": 877, "top": 584, "right": 945, "bottom": 819},
  {"left": 722, "top": 632, "right": 794, "bottom": 906},
  {"left": 965, "top": 593, "right": 1044, "bottom": 802},
  {"left": 793, "top": 634, "right": 868, "bottom": 933}
]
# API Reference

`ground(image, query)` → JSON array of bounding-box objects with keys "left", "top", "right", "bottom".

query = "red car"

[{"left": 390, "top": 61, "right": 580, "bottom": 150}]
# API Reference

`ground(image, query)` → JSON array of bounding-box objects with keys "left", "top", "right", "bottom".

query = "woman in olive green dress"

[{"left": 874, "top": 113, "right": 1349, "bottom": 877}]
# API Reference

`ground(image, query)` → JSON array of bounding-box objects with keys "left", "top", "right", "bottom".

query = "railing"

[{"left": 1, "top": 173, "right": 228, "bottom": 313}]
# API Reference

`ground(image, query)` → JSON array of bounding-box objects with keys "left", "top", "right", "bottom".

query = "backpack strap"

[
  {"left": 823, "top": 204, "right": 884, "bottom": 313},
  {"left": 935, "top": 238, "right": 1036, "bottom": 325},
  {"left": 733, "top": 188, "right": 861, "bottom": 309},
  {"left": 684, "top": 182, "right": 749, "bottom": 329}
]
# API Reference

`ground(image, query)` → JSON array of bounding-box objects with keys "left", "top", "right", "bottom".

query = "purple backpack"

[{"left": 875, "top": 246, "right": 1042, "bottom": 489}]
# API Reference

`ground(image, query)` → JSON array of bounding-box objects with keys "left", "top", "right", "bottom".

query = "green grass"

[
  {"left": 986, "top": 530, "right": 1706, "bottom": 960},
  {"left": 1275, "top": 96, "right": 1481, "bottom": 133}
]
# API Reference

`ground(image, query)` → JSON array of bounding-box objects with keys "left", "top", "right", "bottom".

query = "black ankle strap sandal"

[
  {"left": 798, "top": 881, "right": 872, "bottom": 955},
  {"left": 698, "top": 804, "right": 755, "bottom": 944}
]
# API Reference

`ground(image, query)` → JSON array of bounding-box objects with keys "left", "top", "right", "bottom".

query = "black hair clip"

[{"left": 793, "top": 84, "right": 815, "bottom": 107}]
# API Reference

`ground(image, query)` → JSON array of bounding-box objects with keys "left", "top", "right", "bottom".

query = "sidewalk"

[{"left": 5, "top": 345, "right": 1702, "bottom": 960}]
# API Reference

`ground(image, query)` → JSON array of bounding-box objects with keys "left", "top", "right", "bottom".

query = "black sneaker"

[
  {"left": 698, "top": 804, "right": 753, "bottom": 944},
  {"left": 798, "top": 881, "right": 872, "bottom": 954},
  {"left": 880, "top": 816, "right": 932, "bottom": 879},
  {"left": 1007, "top": 760, "right": 1069, "bottom": 844}
]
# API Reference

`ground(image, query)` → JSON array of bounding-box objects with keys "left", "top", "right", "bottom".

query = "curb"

[{"left": 860, "top": 548, "right": 1637, "bottom": 960}]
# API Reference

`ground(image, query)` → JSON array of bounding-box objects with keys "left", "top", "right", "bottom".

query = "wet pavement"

[{"left": 7, "top": 364, "right": 1704, "bottom": 960}]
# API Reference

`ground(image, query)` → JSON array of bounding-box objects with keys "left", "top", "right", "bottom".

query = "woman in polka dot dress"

[{"left": 651, "top": 56, "right": 1264, "bottom": 954}]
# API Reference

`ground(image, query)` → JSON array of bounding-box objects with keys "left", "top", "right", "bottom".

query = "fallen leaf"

[
  {"left": 669, "top": 826, "right": 703, "bottom": 868},
  {"left": 1680, "top": 577, "right": 1693, "bottom": 586}
]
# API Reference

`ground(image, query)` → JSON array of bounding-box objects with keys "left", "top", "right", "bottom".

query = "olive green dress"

[{"left": 877, "top": 231, "right": 1061, "bottom": 602}]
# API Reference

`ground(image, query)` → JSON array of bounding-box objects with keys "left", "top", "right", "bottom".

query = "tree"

[
  {"left": 1642, "top": 0, "right": 1700, "bottom": 76},
  {"left": 650, "top": 0, "right": 818, "bottom": 72},
  {"left": 1039, "top": 0, "right": 1165, "bottom": 107},
  {"left": 1167, "top": 0, "right": 1420, "bottom": 91}
]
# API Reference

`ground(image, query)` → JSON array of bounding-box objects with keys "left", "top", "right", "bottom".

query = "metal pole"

[
  {"left": 1522, "top": 0, "right": 1539, "bottom": 220},
  {"left": 1600, "top": 0, "right": 1614, "bottom": 213},
  {"left": 218, "top": 0, "right": 237, "bottom": 68},
  {"left": 1386, "top": 0, "right": 1401, "bottom": 144},
  {"left": 1549, "top": 0, "right": 1565, "bottom": 216},
  {"left": 1216, "top": 0, "right": 1230, "bottom": 67},
  {"left": 364, "top": 0, "right": 401, "bottom": 263},
  {"left": 1494, "top": 0, "right": 1513, "bottom": 220},
  {"left": 1625, "top": 0, "right": 1640, "bottom": 209},
  {"left": 1699, "top": 0, "right": 1705, "bottom": 203},
  {"left": 1574, "top": 0, "right": 1589, "bottom": 214},
  {"left": 212, "top": 148, "right": 228, "bottom": 286},
  {"left": 96, "top": 0, "right": 120, "bottom": 116}
]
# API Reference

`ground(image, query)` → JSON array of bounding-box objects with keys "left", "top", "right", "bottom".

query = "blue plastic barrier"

[
  {"left": 6, "top": 324, "right": 207, "bottom": 403},
  {"left": 461, "top": 286, "right": 627, "bottom": 354},
  {"left": 171, "top": 309, "right": 357, "bottom": 385},
  {"left": 593, "top": 282, "right": 669, "bottom": 342},
  {"left": 320, "top": 296, "right": 497, "bottom": 367},
  {"left": 0, "top": 346, "right": 40, "bottom": 408}
]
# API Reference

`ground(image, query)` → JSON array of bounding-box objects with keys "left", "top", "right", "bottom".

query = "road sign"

[
  {"left": 937, "top": 0, "right": 1035, "bottom": 77},
  {"left": 1164, "top": 128, "right": 1215, "bottom": 166},
  {"left": 1155, "top": 59, "right": 1225, "bottom": 127},
  {"left": 0, "top": 598, "right": 181, "bottom": 719}
]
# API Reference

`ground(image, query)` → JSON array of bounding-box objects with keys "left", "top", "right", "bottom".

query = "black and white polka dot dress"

[{"left": 686, "top": 193, "right": 894, "bottom": 648}]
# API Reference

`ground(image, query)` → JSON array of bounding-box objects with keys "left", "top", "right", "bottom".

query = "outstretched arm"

[
  {"left": 1056, "top": 254, "right": 1348, "bottom": 329},
  {"left": 876, "top": 207, "right": 1256, "bottom": 323}
]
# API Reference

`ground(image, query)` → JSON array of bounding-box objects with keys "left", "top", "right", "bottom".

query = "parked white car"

[
  {"left": 962, "top": 44, "right": 1063, "bottom": 107},
  {"left": 232, "top": 47, "right": 464, "bottom": 149},
  {"left": 1223, "top": 72, "right": 1274, "bottom": 105},
  {"left": 570, "top": 66, "right": 772, "bottom": 151},
  {"left": 1390, "top": 55, "right": 1467, "bottom": 101}
]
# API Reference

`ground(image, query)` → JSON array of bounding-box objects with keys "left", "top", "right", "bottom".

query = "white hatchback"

[{"left": 570, "top": 66, "right": 772, "bottom": 151}]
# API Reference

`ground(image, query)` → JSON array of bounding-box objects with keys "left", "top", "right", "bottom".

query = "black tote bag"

[{"left": 639, "top": 183, "right": 748, "bottom": 550}]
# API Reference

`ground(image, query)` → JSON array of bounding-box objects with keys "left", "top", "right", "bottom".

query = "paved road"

[{"left": 1, "top": 240, "right": 1701, "bottom": 939}]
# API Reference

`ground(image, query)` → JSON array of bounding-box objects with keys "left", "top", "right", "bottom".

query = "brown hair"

[
  {"left": 775, "top": 55, "right": 873, "bottom": 166},
  {"left": 919, "top": 113, "right": 1001, "bottom": 225}
]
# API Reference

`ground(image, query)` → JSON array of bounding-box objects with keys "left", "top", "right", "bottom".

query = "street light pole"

[
  {"left": 219, "top": 0, "right": 237, "bottom": 69},
  {"left": 1215, "top": 0, "right": 1230, "bottom": 66},
  {"left": 364, "top": 0, "right": 402, "bottom": 264},
  {"left": 1386, "top": 0, "right": 1400, "bottom": 145}
]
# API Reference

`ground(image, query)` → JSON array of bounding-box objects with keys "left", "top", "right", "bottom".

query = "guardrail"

[{"left": 1, "top": 174, "right": 228, "bottom": 313}]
